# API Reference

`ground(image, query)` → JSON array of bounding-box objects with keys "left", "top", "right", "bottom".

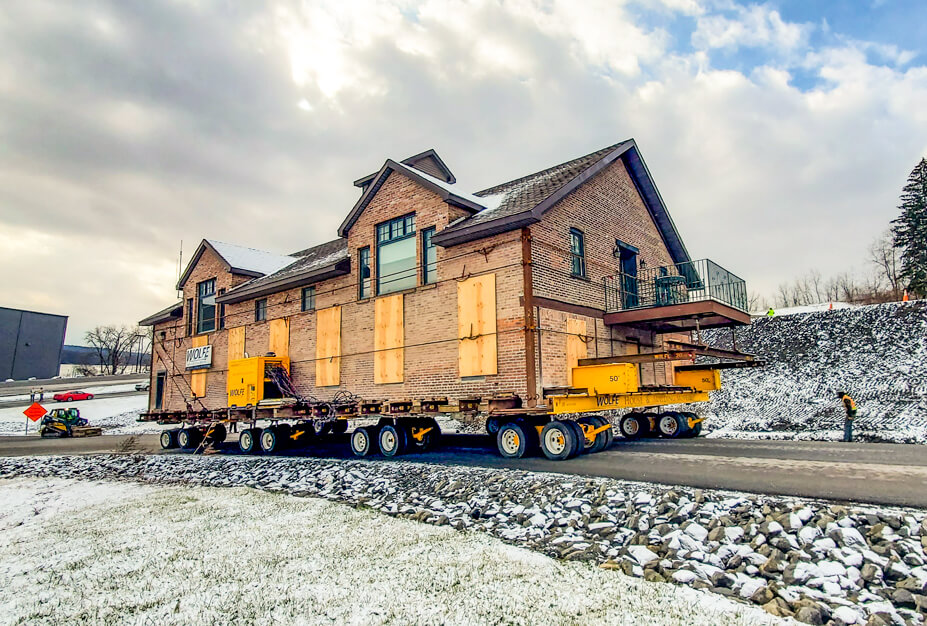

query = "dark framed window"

[
  {"left": 376, "top": 214, "right": 417, "bottom": 295},
  {"left": 422, "top": 227, "right": 437, "bottom": 285},
  {"left": 301, "top": 286, "right": 315, "bottom": 312},
  {"left": 358, "top": 247, "right": 371, "bottom": 299},
  {"left": 185, "top": 298, "right": 194, "bottom": 336},
  {"left": 255, "top": 298, "right": 267, "bottom": 322},
  {"left": 570, "top": 228, "right": 586, "bottom": 278},
  {"left": 196, "top": 279, "right": 216, "bottom": 334},
  {"left": 217, "top": 288, "right": 226, "bottom": 329}
]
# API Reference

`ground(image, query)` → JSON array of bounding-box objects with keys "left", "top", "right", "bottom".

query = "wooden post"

[{"left": 521, "top": 228, "right": 538, "bottom": 407}]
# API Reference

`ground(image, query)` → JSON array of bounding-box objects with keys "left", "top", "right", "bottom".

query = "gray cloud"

[{"left": 1, "top": 0, "right": 925, "bottom": 342}]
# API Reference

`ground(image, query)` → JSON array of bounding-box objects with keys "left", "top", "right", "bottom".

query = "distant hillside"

[
  {"left": 60, "top": 345, "right": 150, "bottom": 366},
  {"left": 702, "top": 301, "right": 927, "bottom": 443}
]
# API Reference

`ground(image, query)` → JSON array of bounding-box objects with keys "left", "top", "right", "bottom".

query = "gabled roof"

[
  {"left": 216, "top": 238, "right": 350, "bottom": 305},
  {"left": 431, "top": 139, "right": 691, "bottom": 265},
  {"left": 139, "top": 301, "right": 183, "bottom": 327},
  {"left": 353, "top": 149, "right": 455, "bottom": 189},
  {"left": 339, "top": 159, "right": 485, "bottom": 237},
  {"left": 176, "top": 239, "right": 298, "bottom": 290}
]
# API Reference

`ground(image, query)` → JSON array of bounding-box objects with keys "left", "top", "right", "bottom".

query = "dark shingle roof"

[
  {"left": 464, "top": 141, "right": 632, "bottom": 226},
  {"left": 217, "top": 239, "right": 349, "bottom": 304},
  {"left": 139, "top": 301, "right": 183, "bottom": 327}
]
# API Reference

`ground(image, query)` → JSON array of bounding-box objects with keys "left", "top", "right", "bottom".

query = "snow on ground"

[
  {"left": 0, "top": 393, "right": 161, "bottom": 436},
  {"left": 0, "top": 382, "right": 144, "bottom": 404},
  {"left": 0, "top": 477, "right": 781, "bottom": 626},
  {"left": 701, "top": 301, "right": 927, "bottom": 444}
]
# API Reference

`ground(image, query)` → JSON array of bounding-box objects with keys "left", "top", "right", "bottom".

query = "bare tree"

[
  {"left": 85, "top": 325, "right": 138, "bottom": 375},
  {"left": 869, "top": 229, "right": 903, "bottom": 299}
]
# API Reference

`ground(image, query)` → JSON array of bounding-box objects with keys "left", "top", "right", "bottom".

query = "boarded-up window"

[
  {"left": 458, "top": 273, "right": 497, "bottom": 377},
  {"left": 269, "top": 318, "right": 289, "bottom": 357},
  {"left": 316, "top": 306, "right": 341, "bottom": 387},
  {"left": 566, "top": 318, "right": 588, "bottom": 386},
  {"left": 228, "top": 327, "right": 245, "bottom": 361},
  {"left": 191, "top": 335, "right": 208, "bottom": 398},
  {"left": 374, "top": 294, "right": 404, "bottom": 384}
]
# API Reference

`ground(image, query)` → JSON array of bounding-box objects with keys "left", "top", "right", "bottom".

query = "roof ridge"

[
  {"left": 206, "top": 239, "right": 292, "bottom": 258},
  {"left": 474, "top": 140, "right": 631, "bottom": 197}
]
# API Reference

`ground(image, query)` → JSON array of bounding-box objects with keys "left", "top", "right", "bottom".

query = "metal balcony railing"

[{"left": 604, "top": 259, "right": 748, "bottom": 314}]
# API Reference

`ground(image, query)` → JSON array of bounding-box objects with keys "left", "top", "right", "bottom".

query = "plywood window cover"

[
  {"left": 374, "top": 294, "right": 404, "bottom": 384},
  {"left": 457, "top": 273, "right": 498, "bottom": 377},
  {"left": 316, "top": 306, "right": 342, "bottom": 387}
]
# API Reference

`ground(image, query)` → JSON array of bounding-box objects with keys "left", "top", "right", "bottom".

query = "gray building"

[{"left": 0, "top": 307, "right": 68, "bottom": 380}]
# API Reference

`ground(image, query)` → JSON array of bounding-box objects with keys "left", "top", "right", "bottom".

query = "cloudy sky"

[{"left": 2, "top": 0, "right": 926, "bottom": 343}]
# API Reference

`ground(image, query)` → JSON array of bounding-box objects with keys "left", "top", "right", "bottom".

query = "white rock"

[
  {"left": 796, "top": 508, "right": 814, "bottom": 523},
  {"left": 685, "top": 523, "right": 709, "bottom": 542},
  {"left": 862, "top": 549, "right": 888, "bottom": 567},
  {"left": 822, "top": 580, "right": 843, "bottom": 596},
  {"left": 766, "top": 521, "right": 784, "bottom": 536},
  {"left": 529, "top": 513, "right": 547, "bottom": 527},
  {"left": 836, "top": 549, "right": 863, "bottom": 568},
  {"left": 672, "top": 570, "right": 698, "bottom": 584},
  {"left": 837, "top": 516, "right": 854, "bottom": 528},
  {"left": 791, "top": 561, "right": 818, "bottom": 583},
  {"left": 634, "top": 492, "right": 653, "bottom": 506},
  {"left": 739, "top": 578, "right": 765, "bottom": 599},
  {"left": 833, "top": 605, "right": 861, "bottom": 625},
  {"left": 724, "top": 527, "right": 744, "bottom": 542},
  {"left": 627, "top": 545, "right": 658, "bottom": 566},
  {"left": 799, "top": 525, "right": 822, "bottom": 544},
  {"left": 788, "top": 513, "right": 803, "bottom": 530},
  {"left": 833, "top": 527, "right": 866, "bottom": 548},
  {"left": 818, "top": 560, "right": 847, "bottom": 577},
  {"left": 587, "top": 521, "right": 613, "bottom": 532}
]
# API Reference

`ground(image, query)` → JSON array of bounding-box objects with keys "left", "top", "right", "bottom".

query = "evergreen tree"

[{"left": 892, "top": 158, "right": 927, "bottom": 297}]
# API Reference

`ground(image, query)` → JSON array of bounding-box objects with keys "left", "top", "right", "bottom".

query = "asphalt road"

[
  {"left": 2, "top": 433, "right": 925, "bottom": 508},
  {"left": 0, "top": 389, "right": 146, "bottom": 409}
]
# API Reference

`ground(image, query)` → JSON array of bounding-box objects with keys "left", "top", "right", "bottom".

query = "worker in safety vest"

[
  {"left": 766, "top": 307, "right": 775, "bottom": 317},
  {"left": 836, "top": 391, "right": 857, "bottom": 442}
]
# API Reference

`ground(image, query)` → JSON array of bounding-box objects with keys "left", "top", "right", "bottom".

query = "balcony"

[{"left": 603, "top": 259, "right": 750, "bottom": 333}]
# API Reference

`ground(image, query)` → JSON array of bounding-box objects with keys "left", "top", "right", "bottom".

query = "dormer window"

[{"left": 377, "top": 214, "right": 417, "bottom": 295}]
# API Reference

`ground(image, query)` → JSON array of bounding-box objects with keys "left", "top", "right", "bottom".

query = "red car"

[{"left": 53, "top": 390, "right": 94, "bottom": 402}]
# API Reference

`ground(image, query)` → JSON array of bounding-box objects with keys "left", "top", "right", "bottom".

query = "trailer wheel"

[
  {"left": 239, "top": 428, "right": 259, "bottom": 454},
  {"left": 260, "top": 427, "right": 283, "bottom": 453},
  {"left": 485, "top": 416, "right": 502, "bottom": 435},
  {"left": 177, "top": 428, "right": 202, "bottom": 449},
  {"left": 564, "top": 420, "right": 585, "bottom": 457},
  {"left": 540, "top": 421, "right": 576, "bottom": 461},
  {"left": 583, "top": 416, "right": 613, "bottom": 453},
  {"left": 691, "top": 421, "right": 703, "bottom": 437},
  {"left": 159, "top": 429, "right": 178, "bottom": 449},
  {"left": 496, "top": 421, "right": 530, "bottom": 458},
  {"left": 677, "top": 412, "right": 700, "bottom": 438},
  {"left": 378, "top": 424, "right": 407, "bottom": 457},
  {"left": 657, "top": 412, "right": 684, "bottom": 438},
  {"left": 619, "top": 413, "right": 646, "bottom": 440},
  {"left": 409, "top": 418, "right": 440, "bottom": 452},
  {"left": 350, "top": 426, "right": 377, "bottom": 457},
  {"left": 205, "top": 423, "right": 227, "bottom": 444}
]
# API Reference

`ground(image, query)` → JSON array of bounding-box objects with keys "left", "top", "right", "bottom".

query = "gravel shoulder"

[{"left": 0, "top": 476, "right": 780, "bottom": 626}]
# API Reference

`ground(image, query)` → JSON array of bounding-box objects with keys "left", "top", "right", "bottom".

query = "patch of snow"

[{"left": 207, "top": 239, "right": 297, "bottom": 276}]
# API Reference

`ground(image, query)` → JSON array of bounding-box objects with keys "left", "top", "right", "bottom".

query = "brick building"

[{"left": 140, "top": 140, "right": 749, "bottom": 413}]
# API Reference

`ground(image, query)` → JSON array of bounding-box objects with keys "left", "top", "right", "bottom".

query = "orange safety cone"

[
  {"left": 829, "top": 302, "right": 833, "bottom": 310},
  {"left": 903, "top": 290, "right": 909, "bottom": 302}
]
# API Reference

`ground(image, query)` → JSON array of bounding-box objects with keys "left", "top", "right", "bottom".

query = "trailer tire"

[
  {"left": 496, "top": 421, "right": 530, "bottom": 458},
  {"left": 657, "top": 412, "right": 684, "bottom": 438},
  {"left": 160, "top": 429, "right": 178, "bottom": 449},
  {"left": 205, "top": 423, "right": 227, "bottom": 444},
  {"left": 619, "top": 413, "right": 646, "bottom": 440},
  {"left": 260, "top": 426, "right": 283, "bottom": 453},
  {"left": 583, "top": 415, "right": 612, "bottom": 453},
  {"left": 239, "top": 428, "right": 260, "bottom": 454},
  {"left": 350, "top": 426, "right": 377, "bottom": 457},
  {"left": 540, "top": 421, "right": 576, "bottom": 461},
  {"left": 178, "top": 428, "right": 202, "bottom": 449},
  {"left": 378, "top": 424, "right": 407, "bottom": 457},
  {"left": 691, "top": 421, "right": 703, "bottom": 437},
  {"left": 485, "top": 416, "right": 502, "bottom": 435},
  {"left": 410, "top": 418, "right": 440, "bottom": 452},
  {"left": 564, "top": 420, "right": 585, "bottom": 457}
]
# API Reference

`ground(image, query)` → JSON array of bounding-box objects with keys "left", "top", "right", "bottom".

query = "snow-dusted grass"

[
  {"left": 0, "top": 382, "right": 145, "bottom": 404},
  {"left": 0, "top": 477, "right": 783, "bottom": 626},
  {"left": 0, "top": 394, "right": 159, "bottom": 436}
]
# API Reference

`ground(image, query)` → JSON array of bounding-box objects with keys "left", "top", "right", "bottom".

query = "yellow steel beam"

[{"left": 549, "top": 391, "right": 710, "bottom": 414}]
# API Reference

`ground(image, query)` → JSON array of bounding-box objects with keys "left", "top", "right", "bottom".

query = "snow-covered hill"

[{"left": 703, "top": 301, "right": 927, "bottom": 443}]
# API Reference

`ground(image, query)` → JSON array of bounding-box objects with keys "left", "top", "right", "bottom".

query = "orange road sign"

[{"left": 23, "top": 402, "right": 46, "bottom": 421}]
